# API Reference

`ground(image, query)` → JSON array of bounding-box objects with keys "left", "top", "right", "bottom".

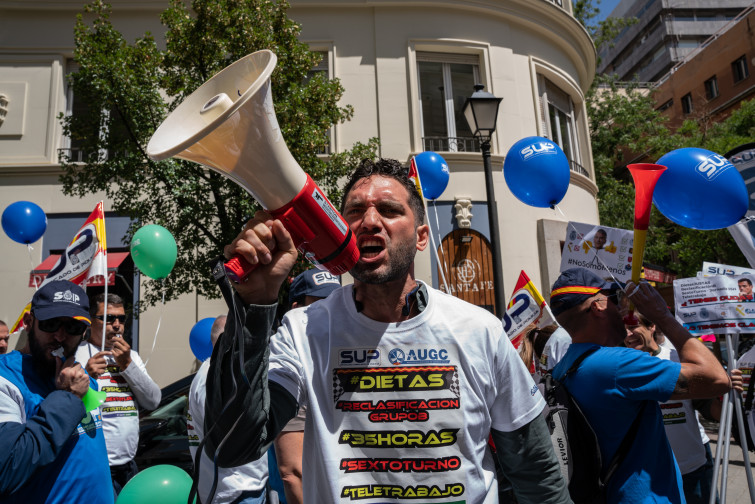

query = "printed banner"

[
  {"left": 701, "top": 261, "right": 755, "bottom": 277},
  {"left": 674, "top": 274, "right": 755, "bottom": 334},
  {"left": 726, "top": 144, "right": 755, "bottom": 268},
  {"left": 560, "top": 221, "right": 634, "bottom": 283},
  {"left": 503, "top": 271, "right": 557, "bottom": 348},
  {"left": 11, "top": 202, "right": 107, "bottom": 332}
]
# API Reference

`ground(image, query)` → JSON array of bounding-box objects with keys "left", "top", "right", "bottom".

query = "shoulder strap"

[
  {"left": 565, "top": 346, "right": 600, "bottom": 377},
  {"left": 562, "top": 345, "right": 645, "bottom": 485},
  {"left": 603, "top": 402, "right": 646, "bottom": 483}
]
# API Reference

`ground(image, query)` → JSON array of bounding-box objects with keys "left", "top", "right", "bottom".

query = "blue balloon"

[
  {"left": 503, "top": 137, "right": 570, "bottom": 208},
  {"left": 189, "top": 317, "right": 215, "bottom": 361},
  {"left": 653, "top": 148, "right": 748, "bottom": 230},
  {"left": 414, "top": 151, "right": 450, "bottom": 200},
  {"left": 1, "top": 201, "right": 47, "bottom": 244}
]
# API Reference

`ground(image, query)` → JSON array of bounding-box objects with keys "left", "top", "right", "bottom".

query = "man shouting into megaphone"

[{"left": 204, "top": 158, "right": 570, "bottom": 504}]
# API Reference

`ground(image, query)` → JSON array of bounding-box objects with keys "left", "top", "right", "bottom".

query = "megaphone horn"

[
  {"left": 147, "top": 50, "right": 359, "bottom": 282},
  {"left": 625, "top": 163, "right": 667, "bottom": 325}
]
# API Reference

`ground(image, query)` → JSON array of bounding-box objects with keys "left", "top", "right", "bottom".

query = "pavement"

[{"left": 705, "top": 420, "right": 755, "bottom": 503}]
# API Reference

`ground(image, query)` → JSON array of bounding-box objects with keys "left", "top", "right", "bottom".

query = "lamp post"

[{"left": 463, "top": 84, "right": 505, "bottom": 316}]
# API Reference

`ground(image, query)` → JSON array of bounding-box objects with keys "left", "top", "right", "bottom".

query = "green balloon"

[
  {"left": 117, "top": 465, "right": 193, "bottom": 504},
  {"left": 131, "top": 224, "right": 177, "bottom": 280}
]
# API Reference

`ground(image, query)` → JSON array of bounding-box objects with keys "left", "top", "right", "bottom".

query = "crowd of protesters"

[{"left": 0, "top": 158, "right": 749, "bottom": 504}]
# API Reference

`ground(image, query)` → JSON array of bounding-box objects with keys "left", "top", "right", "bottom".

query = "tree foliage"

[
  {"left": 60, "top": 0, "right": 378, "bottom": 307},
  {"left": 576, "top": 0, "right": 754, "bottom": 278}
]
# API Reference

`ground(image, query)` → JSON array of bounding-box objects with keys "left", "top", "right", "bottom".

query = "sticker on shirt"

[
  {"left": 660, "top": 401, "right": 689, "bottom": 425},
  {"left": 333, "top": 366, "right": 459, "bottom": 401},
  {"left": 388, "top": 347, "right": 450, "bottom": 365},
  {"left": 340, "top": 456, "right": 462, "bottom": 474},
  {"left": 339, "top": 428, "right": 458, "bottom": 448},
  {"left": 338, "top": 348, "right": 381, "bottom": 367},
  {"left": 336, "top": 398, "right": 461, "bottom": 423},
  {"left": 77, "top": 408, "right": 102, "bottom": 436},
  {"left": 341, "top": 483, "right": 465, "bottom": 501}
]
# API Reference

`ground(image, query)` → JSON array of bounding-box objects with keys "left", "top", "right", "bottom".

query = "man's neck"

[{"left": 353, "top": 277, "right": 420, "bottom": 323}]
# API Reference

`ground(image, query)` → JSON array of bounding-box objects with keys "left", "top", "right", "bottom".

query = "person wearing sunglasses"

[
  {"left": 74, "top": 293, "right": 160, "bottom": 496},
  {"left": 0, "top": 280, "right": 113, "bottom": 503},
  {"left": 550, "top": 268, "right": 733, "bottom": 504}
]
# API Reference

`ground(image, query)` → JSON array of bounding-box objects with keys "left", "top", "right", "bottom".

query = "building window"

[
  {"left": 681, "top": 93, "right": 693, "bottom": 115},
  {"left": 657, "top": 99, "right": 673, "bottom": 112},
  {"left": 704, "top": 76, "right": 719, "bottom": 100},
  {"left": 733, "top": 55, "right": 749, "bottom": 83},
  {"left": 538, "top": 76, "right": 582, "bottom": 170},
  {"left": 62, "top": 60, "right": 130, "bottom": 163},
  {"left": 417, "top": 52, "right": 480, "bottom": 153},
  {"left": 306, "top": 51, "right": 331, "bottom": 155}
]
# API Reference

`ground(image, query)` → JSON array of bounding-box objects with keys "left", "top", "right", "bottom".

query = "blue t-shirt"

[
  {"left": 553, "top": 343, "right": 684, "bottom": 503},
  {"left": 0, "top": 351, "right": 113, "bottom": 503}
]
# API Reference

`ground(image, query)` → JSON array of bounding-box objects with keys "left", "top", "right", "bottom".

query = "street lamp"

[{"left": 463, "top": 84, "right": 505, "bottom": 316}]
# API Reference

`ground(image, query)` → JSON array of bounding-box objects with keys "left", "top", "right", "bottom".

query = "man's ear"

[
  {"left": 416, "top": 224, "right": 430, "bottom": 252},
  {"left": 22, "top": 312, "right": 33, "bottom": 331}
]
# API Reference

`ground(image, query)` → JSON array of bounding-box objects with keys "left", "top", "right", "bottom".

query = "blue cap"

[
  {"left": 31, "top": 280, "right": 91, "bottom": 325},
  {"left": 289, "top": 269, "right": 341, "bottom": 307},
  {"left": 550, "top": 268, "right": 620, "bottom": 317}
]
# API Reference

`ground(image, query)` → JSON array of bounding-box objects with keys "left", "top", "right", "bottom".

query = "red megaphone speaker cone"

[
  {"left": 147, "top": 50, "right": 359, "bottom": 281},
  {"left": 624, "top": 163, "right": 667, "bottom": 326},
  {"left": 628, "top": 163, "right": 667, "bottom": 232}
]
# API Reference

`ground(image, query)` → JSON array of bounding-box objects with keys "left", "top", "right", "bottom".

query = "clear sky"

[{"left": 595, "top": 0, "right": 624, "bottom": 22}]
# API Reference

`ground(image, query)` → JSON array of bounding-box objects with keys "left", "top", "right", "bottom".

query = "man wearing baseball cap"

[
  {"left": 550, "top": 268, "right": 731, "bottom": 503},
  {"left": 0, "top": 280, "right": 112, "bottom": 503},
  {"left": 271, "top": 268, "right": 341, "bottom": 504}
]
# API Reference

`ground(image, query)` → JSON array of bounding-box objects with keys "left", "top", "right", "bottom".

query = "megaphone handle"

[{"left": 224, "top": 223, "right": 307, "bottom": 283}]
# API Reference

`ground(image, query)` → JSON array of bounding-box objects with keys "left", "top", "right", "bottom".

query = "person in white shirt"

[
  {"left": 75, "top": 293, "right": 161, "bottom": 494},
  {"left": 188, "top": 315, "right": 270, "bottom": 504},
  {"left": 205, "top": 158, "right": 570, "bottom": 503}
]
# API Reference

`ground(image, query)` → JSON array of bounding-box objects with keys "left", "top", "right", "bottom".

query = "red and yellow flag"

[
  {"left": 408, "top": 157, "right": 424, "bottom": 198},
  {"left": 11, "top": 202, "right": 107, "bottom": 332},
  {"left": 503, "top": 271, "right": 557, "bottom": 349}
]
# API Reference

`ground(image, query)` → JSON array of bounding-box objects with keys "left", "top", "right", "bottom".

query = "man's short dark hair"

[
  {"left": 89, "top": 293, "right": 125, "bottom": 316},
  {"left": 0, "top": 320, "right": 6, "bottom": 327},
  {"left": 340, "top": 158, "right": 425, "bottom": 226},
  {"left": 740, "top": 278, "right": 753, "bottom": 287},
  {"left": 596, "top": 229, "right": 607, "bottom": 236}
]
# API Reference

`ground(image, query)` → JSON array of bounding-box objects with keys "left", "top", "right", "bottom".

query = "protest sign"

[
  {"left": 503, "top": 271, "right": 557, "bottom": 348},
  {"left": 560, "top": 221, "right": 633, "bottom": 282},
  {"left": 674, "top": 274, "right": 755, "bottom": 334},
  {"left": 701, "top": 261, "right": 755, "bottom": 277}
]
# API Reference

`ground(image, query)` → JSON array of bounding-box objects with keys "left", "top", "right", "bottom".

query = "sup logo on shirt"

[{"left": 339, "top": 348, "right": 381, "bottom": 366}]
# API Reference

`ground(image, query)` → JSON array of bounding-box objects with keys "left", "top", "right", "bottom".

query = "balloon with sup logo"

[
  {"left": 653, "top": 147, "right": 748, "bottom": 230},
  {"left": 503, "top": 136, "right": 570, "bottom": 208}
]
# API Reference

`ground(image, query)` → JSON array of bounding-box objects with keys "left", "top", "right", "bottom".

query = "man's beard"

[
  {"left": 28, "top": 327, "right": 81, "bottom": 377},
  {"left": 350, "top": 236, "right": 416, "bottom": 285},
  {"left": 28, "top": 327, "right": 57, "bottom": 377}
]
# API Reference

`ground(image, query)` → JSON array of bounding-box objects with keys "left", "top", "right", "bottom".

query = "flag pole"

[{"left": 98, "top": 202, "right": 109, "bottom": 353}]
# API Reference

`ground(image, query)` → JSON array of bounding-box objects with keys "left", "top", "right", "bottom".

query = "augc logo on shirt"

[{"left": 388, "top": 348, "right": 450, "bottom": 365}]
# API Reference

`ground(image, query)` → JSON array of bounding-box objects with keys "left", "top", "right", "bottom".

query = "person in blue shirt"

[
  {"left": 550, "top": 268, "right": 732, "bottom": 504},
  {"left": 0, "top": 280, "right": 113, "bottom": 504}
]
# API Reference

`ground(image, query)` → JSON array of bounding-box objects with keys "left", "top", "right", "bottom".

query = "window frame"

[
  {"left": 704, "top": 76, "right": 719, "bottom": 100},
  {"left": 537, "top": 74, "right": 582, "bottom": 169},
  {"left": 416, "top": 52, "right": 481, "bottom": 153},
  {"left": 732, "top": 55, "right": 749, "bottom": 84},
  {"left": 681, "top": 93, "right": 693, "bottom": 115}
]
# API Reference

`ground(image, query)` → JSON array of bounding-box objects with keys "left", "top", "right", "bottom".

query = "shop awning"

[{"left": 29, "top": 252, "right": 130, "bottom": 288}]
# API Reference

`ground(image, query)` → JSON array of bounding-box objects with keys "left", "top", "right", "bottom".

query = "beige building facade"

[{"left": 0, "top": 0, "right": 599, "bottom": 386}]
